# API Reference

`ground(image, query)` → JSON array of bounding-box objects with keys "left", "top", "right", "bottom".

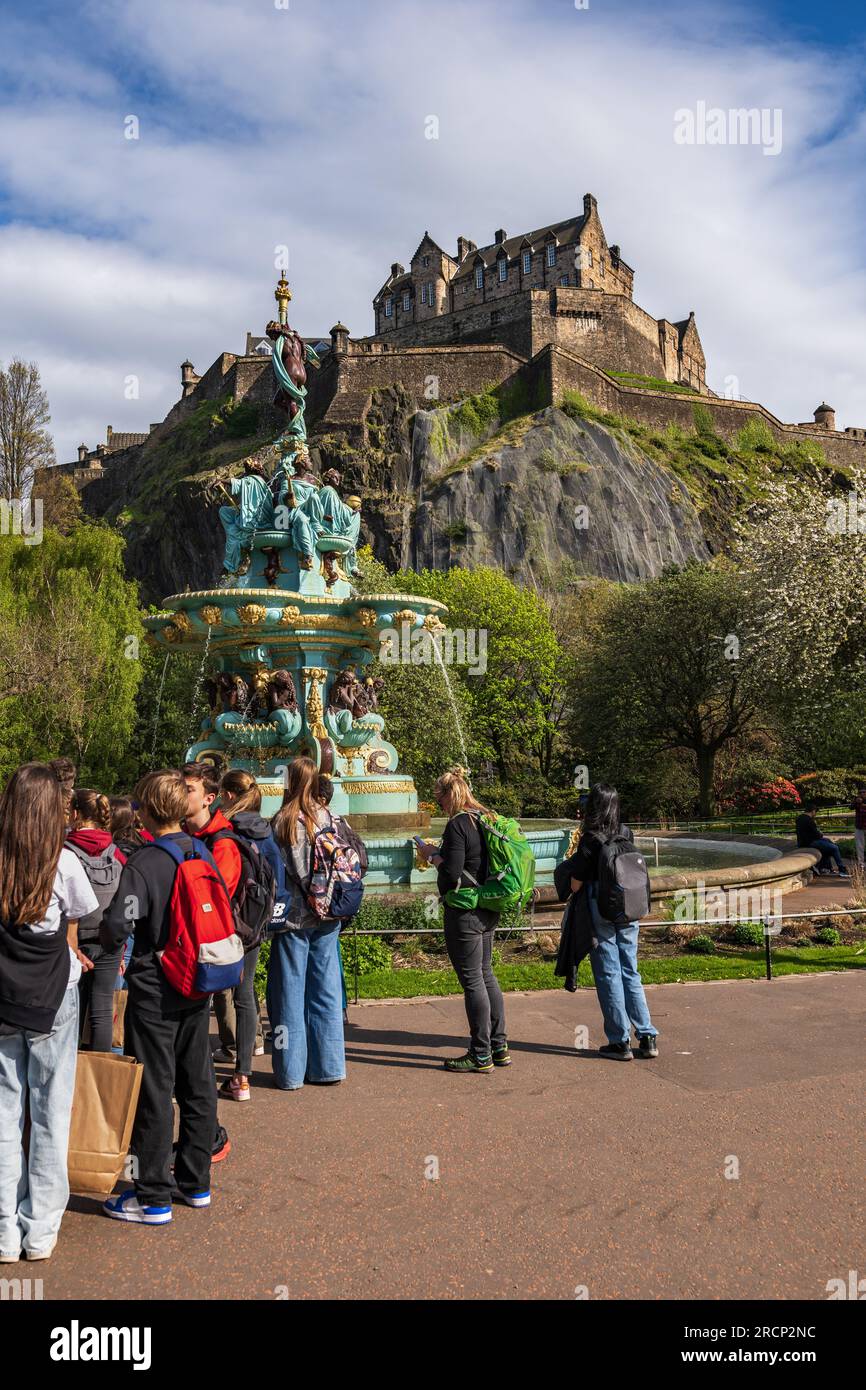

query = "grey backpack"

[{"left": 65, "top": 843, "right": 123, "bottom": 943}]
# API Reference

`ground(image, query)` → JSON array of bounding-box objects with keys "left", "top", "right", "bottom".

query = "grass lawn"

[{"left": 348, "top": 945, "right": 866, "bottom": 1000}]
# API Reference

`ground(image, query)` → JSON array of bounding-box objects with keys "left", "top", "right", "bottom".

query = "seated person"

[{"left": 795, "top": 802, "right": 848, "bottom": 877}]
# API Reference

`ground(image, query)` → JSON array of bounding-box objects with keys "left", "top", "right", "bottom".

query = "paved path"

[{"left": 46, "top": 971, "right": 864, "bottom": 1301}]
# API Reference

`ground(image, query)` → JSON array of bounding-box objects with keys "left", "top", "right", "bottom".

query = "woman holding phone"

[{"left": 417, "top": 767, "right": 509, "bottom": 1074}]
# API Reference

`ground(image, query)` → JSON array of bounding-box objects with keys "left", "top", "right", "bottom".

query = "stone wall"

[{"left": 541, "top": 345, "right": 866, "bottom": 469}]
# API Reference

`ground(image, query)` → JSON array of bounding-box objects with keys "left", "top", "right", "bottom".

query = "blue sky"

[{"left": 1, "top": 0, "right": 864, "bottom": 463}]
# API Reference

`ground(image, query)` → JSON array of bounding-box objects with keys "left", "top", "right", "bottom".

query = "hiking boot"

[
  {"left": 637, "top": 1034, "right": 659, "bottom": 1058},
  {"left": 444, "top": 1051, "right": 494, "bottom": 1074},
  {"left": 492, "top": 1044, "right": 512, "bottom": 1067},
  {"left": 599, "top": 1042, "right": 634, "bottom": 1061}
]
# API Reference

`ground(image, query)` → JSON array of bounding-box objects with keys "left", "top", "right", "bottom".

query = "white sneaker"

[{"left": 254, "top": 1044, "right": 265, "bottom": 1056}]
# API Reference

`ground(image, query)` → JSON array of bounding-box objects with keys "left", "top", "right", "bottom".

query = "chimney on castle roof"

[
  {"left": 609, "top": 244, "right": 620, "bottom": 261},
  {"left": 583, "top": 193, "right": 598, "bottom": 218},
  {"left": 391, "top": 262, "right": 404, "bottom": 279},
  {"left": 456, "top": 236, "right": 476, "bottom": 262},
  {"left": 494, "top": 229, "right": 506, "bottom": 245}
]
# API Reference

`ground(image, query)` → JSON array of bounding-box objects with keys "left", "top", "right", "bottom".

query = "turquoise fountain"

[{"left": 144, "top": 274, "right": 446, "bottom": 827}]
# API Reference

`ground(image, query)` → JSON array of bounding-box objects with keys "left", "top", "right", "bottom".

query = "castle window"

[
  {"left": 587, "top": 248, "right": 593, "bottom": 266},
  {"left": 384, "top": 296, "right": 393, "bottom": 317},
  {"left": 421, "top": 255, "right": 430, "bottom": 268},
  {"left": 402, "top": 291, "right": 411, "bottom": 311},
  {"left": 490, "top": 310, "right": 500, "bottom": 326},
  {"left": 546, "top": 243, "right": 556, "bottom": 267},
  {"left": 498, "top": 257, "right": 507, "bottom": 282},
  {"left": 600, "top": 258, "right": 605, "bottom": 277},
  {"left": 420, "top": 282, "right": 434, "bottom": 306},
  {"left": 522, "top": 250, "right": 531, "bottom": 275},
  {"left": 475, "top": 264, "right": 484, "bottom": 290},
  {"left": 560, "top": 275, "right": 569, "bottom": 287}
]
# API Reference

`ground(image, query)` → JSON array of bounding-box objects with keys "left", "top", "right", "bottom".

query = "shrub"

[
  {"left": 814, "top": 926, "right": 841, "bottom": 945},
  {"left": 686, "top": 934, "right": 716, "bottom": 954},
  {"left": 732, "top": 922, "right": 764, "bottom": 946},
  {"left": 735, "top": 417, "right": 776, "bottom": 453},
  {"left": 724, "top": 777, "right": 801, "bottom": 814},
  {"left": 338, "top": 928, "right": 393, "bottom": 976}
]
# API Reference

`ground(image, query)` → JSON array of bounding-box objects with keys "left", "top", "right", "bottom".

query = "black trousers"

[
  {"left": 124, "top": 991, "right": 216, "bottom": 1206},
  {"left": 443, "top": 908, "right": 506, "bottom": 1057},
  {"left": 78, "top": 939, "right": 125, "bottom": 1053}
]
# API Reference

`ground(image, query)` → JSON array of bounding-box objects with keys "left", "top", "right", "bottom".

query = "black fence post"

[
  {"left": 353, "top": 916, "right": 359, "bottom": 1005},
  {"left": 763, "top": 915, "right": 773, "bottom": 981}
]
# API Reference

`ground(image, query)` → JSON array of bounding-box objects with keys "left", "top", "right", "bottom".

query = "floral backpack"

[{"left": 306, "top": 817, "right": 365, "bottom": 920}]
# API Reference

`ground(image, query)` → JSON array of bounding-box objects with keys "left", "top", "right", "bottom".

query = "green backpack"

[{"left": 444, "top": 813, "right": 536, "bottom": 914}]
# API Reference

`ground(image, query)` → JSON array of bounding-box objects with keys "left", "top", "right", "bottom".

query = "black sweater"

[{"left": 100, "top": 832, "right": 206, "bottom": 1013}]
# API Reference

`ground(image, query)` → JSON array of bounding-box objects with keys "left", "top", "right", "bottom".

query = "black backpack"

[
  {"left": 65, "top": 842, "right": 123, "bottom": 943},
  {"left": 208, "top": 828, "right": 276, "bottom": 951},
  {"left": 596, "top": 835, "right": 651, "bottom": 927}
]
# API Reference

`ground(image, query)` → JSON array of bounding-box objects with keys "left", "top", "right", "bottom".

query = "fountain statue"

[{"left": 143, "top": 273, "right": 446, "bottom": 825}]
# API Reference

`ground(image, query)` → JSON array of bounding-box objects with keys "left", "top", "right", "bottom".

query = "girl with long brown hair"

[
  {"left": 0, "top": 763, "right": 99, "bottom": 1262},
  {"left": 268, "top": 757, "right": 346, "bottom": 1090},
  {"left": 66, "top": 789, "right": 127, "bottom": 1053},
  {"left": 417, "top": 767, "right": 509, "bottom": 1073}
]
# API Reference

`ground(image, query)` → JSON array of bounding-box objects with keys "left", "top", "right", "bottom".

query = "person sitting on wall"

[{"left": 795, "top": 801, "right": 849, "bottom": 878}]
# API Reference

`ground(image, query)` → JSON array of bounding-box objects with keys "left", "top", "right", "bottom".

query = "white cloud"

[{"left": 1, "top": 0, "right": 864, "bottom": 464}]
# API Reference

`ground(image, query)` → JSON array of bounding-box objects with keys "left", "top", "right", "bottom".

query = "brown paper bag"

[
  {"left": 67, "top": 1051, "right": 143, "bottom": 1198},
  {"left": 112, "top": 990, "right": 128, "bottom": 1051}
]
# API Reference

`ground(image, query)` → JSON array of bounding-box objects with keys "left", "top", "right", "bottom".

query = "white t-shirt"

[{"left": 27, "top": 847, "right": 100, "bottom": 989}]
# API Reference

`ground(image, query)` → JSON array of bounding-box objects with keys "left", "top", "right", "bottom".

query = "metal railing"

[
  {"left": 344, "top": 902, "right": 866, "bottom": 1001},
  {"left": 631, "top": 811, "right": 854, "bottom": 839}
]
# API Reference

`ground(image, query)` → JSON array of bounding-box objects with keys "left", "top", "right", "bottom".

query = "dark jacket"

[
  {"left": 436, "top": 812, "right": 497, "bottom": 926},
  {"left": 436, "top": 812, "right": 488, "bottom": 898},
  {"left": 0, "top": 918, "right": 71, "bottom": 1033},
  {"left": 554, "top": 890, "right": 593, "bottom": 992},
  {"left": 230, "top": 811, "right": 288, "bottom": 904}
]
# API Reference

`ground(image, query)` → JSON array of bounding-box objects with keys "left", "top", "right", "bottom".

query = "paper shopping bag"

[{"left": 67, "top": 1050, "right": 143, "bottom": 1198}]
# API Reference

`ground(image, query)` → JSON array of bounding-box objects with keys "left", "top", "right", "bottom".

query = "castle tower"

[
  {"left": 180, "top": 360, "right": 198, "bottom": 398},
  {"left": 814, "top": 402, "right": 836, "bottom": 431}
]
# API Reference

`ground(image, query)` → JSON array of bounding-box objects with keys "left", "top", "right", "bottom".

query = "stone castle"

[{"left": 59, "top": 193, "right": 866, "bottom": 496}]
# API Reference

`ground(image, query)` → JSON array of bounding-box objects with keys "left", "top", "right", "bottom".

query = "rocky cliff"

[{"left": 79, "top": 382, "right": 837, "bottom": 603}]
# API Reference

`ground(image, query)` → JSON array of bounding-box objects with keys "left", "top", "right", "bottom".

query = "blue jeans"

[
  {"left": 810, "top": 838, "right": 845, "bottom": 873},
  {"left": 267, "top": 925, "right": 346, "bottom": 1089},
  {"left": 588, "top": 892, "right": 656, "bottom": 1046},
  {"left": 0, "top": 987, "right": 79, "bottom": 1257}
]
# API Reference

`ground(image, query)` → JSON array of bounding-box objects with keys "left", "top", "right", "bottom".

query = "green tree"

[
  {"left": 0, "top": 359, "right": 55, "bottom": 499},
  {"left": 0, "top": 524, "right": 143, "bottom": 788},
  {"left": 394, "top": 566, "right": 561, "bottom": 779},
  {"left": 573, "top": 562, "right": 767, "bottom": 817}
]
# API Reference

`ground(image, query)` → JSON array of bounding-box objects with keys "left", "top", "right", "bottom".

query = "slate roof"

[{"left": 451, "top": 215, "right": 587, "bottom": 281}]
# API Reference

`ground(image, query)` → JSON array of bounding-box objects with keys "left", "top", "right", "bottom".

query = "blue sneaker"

[
  {"left": 176, "top": 1189, "right": 211, "bottom": 1208},
  {"left": 103, "top": 1190, "right": 172, "bottom": 1225}
]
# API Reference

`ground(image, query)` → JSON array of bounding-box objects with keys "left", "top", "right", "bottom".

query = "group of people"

[{"left": 0, "top": 757, "right": 657, "bottom": 1260}]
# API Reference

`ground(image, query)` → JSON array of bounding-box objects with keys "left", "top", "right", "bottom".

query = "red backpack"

[{"left": 152, "top": 837, "right": 244, "bottom": 1000}]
